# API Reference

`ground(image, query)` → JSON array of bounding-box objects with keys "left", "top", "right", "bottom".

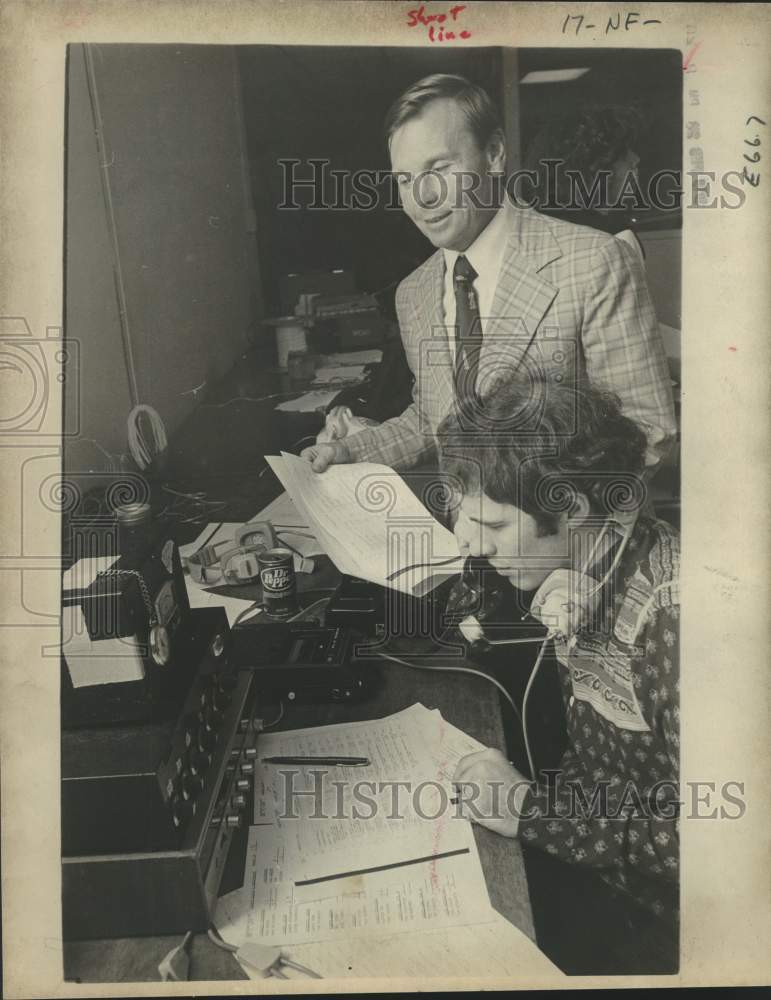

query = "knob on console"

[
  {"left": 171, "top": 796, "right": 194, "bottom": 828},
  {"left": 181, "top": 771, "right": 204, "bottom": 800},
  {"left": 199, "top": 722, "right": 218, "bottom": 752},
  {"left": 189, "top": 750, "right": 212, "bottom": 775}
]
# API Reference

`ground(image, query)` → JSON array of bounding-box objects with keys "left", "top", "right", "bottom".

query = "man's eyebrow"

[
  {"left": 422, "top": 152, "right": 453, "bottom": 170},
  {"left": 392, "top": 152, "right": 453, "bottom": 175},
  {"left": 466, "top": 515, "right": 506, "bottom": 526}
]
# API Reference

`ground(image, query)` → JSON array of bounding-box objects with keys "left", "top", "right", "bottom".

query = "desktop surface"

[{"left": 61, "top": 347, "right": 535, "bottom": 983}]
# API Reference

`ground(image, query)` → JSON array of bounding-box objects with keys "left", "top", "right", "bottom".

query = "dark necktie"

[{"left": 453, "top": 254, "right": 482, "bottom": 402}]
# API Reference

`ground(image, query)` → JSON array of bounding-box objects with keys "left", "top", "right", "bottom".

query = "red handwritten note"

[{"left": 406, "top": 4, "right": 472, "bottom": 43}]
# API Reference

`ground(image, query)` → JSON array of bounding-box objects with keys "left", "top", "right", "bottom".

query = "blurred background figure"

[{"left": 524, "top": 104, "right": 645, "bottom": 258}]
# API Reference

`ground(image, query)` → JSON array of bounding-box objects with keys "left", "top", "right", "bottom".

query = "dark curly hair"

[
  {"left": 524, "top": 104, "right": 643, "bottom": 207},
  {"left": 438, "top": 375, "right": 648, "bottom": 536},
  {"left": 554, "top": 105, "right": 642, "bottom": 172}
]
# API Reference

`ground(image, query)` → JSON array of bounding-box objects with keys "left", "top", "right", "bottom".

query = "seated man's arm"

[
  {"left": 581, "top": 236, "right": 677, "bottom": 470},
  {"left": 342, "top": 283, "right": 437, "bottom": 471},
  {"left": 516, "top": 598, "right": 680, "bottom": 885}
]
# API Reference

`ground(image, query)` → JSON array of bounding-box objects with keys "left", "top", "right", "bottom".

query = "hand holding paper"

[{"left": 266, "top": 453, "right": 462, "bottom": 595}]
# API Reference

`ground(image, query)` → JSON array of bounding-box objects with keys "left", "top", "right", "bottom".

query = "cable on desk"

[
  {"left": 280, "top": 958, "right": 323, "bottom": 979},
  {"left": 374, "top": 651, "right": 523, "bottom": 729},
  {"left": 261, "top": 700, "right": 285, "bottom": 730},
  {"left": 201, "top": 393, "right": 299, "bottom": 408},
  {"left": 520, "top": 640, "right": 548, "bottom": 783},
  {"left": 386, "top": 555, "right": 463, "bottom": 582},
  {"left": 286, "top": 595, "right": 334, "bottom": 621},
  {"left": 272, "top": 536, "right": 303, "bottom": 560},
  {"left": 68, "top": 435, "right": 122, "bottom": 472},
  {"left": 234, "top": 602, "right": 266, "bottom": 627},
  {"left": 376, "top": 649, "right": 547, "bottom": 782},
  {"left": 127, "top": 404, "right": 167, "bottom": 470},
  {"left": 207, "top": 926, "right": 322, "bottom": 979},
  {"left": 158, "top": 930, "right": 194, "bottom": 981},
  {"left": 207, "top": 926, "right": 238, "bottom": 952},
  {"left": 233, "top": 593, "right": 334, "bottom": 630},
  {"left": 191, "top": 521, "right": 224, "bottom": 552}
]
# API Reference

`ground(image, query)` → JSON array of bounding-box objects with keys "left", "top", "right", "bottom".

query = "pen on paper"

[
  {"left": 294, "top": 847, "right": 471, "bottom": 887},
  {"left": 261, "top": 755, "right": 371, "bottom": 767}
]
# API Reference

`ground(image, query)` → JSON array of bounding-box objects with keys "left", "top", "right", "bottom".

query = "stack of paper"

[
  {"left": 215, "top": 706, "right": 492, "bottom": 945},
  {"left": 215, "top": 704, "right": 555, "bottom": 980},
  {"left": 266, "top": 453, "right": 463, "bottom": 596},
  {"left": 242, "top": 917, "right": 559, "bottom": 981}
]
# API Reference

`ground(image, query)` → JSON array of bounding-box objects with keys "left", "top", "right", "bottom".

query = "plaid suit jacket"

[{"left": 345, "top": 205, "right": 676, "bottom": 471}]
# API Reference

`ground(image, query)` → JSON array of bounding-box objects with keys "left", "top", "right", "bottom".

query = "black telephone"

[{"left": 442, "top": 557, "right": 547, "bottom": 660}]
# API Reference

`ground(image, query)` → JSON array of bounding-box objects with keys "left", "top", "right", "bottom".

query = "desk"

[
  {"left": 62, "top": 347, "right": 534, "bottom": 982},
  {"left": 63, "top": 657, "right": 534, "bottom": 983}
]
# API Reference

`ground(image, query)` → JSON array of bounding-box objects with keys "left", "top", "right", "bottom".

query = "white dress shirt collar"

[{"left": 443, "top": 201, "right": 509, "bottom": 287}]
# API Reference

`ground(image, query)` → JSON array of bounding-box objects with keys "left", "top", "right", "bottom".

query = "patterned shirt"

[{"left": 517, "top": 516, "right": 680, "bottom": 920}]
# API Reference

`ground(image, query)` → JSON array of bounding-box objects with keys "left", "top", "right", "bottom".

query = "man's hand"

[
  {"left": 299, "top": 439, "right": 352, "bottom": 473},
  {"left": 453, "top": 747, "right": 531, "bottom": 839}
]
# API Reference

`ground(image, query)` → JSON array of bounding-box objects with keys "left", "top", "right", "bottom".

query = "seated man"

[{"left": 439, "top": 375, "right": 679, "bottom": 974}]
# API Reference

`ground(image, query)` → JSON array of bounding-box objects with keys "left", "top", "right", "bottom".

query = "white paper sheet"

[
  {"left": 265, "top": 453, "right": 462, "bottom": 595},
  {"left": 247, "top": 915, "right": 559, "bottom": 980},
  {"left": 184, "top": 575, "right": 256, "bottom": 627},
  {"left": 250, "top": 492, "right": 324, "bottom": 558},
  {"left": 312, "top": 365, "right": 366, "bottom": 385},
  {"left": 61, "top": 605, "right": 145, "bottom": 688},
  {"left": 62, "top": 554, "right": 119, "bottom": 591},
  {"left": 248, "top": 705, "right": 490, "bottom": 889},
  {"left": 216, "top": 819, "right": 493, "bottom": 947},
  {"left": 274, "top": 389, "right": 339, "bottom": 413},
  {"left": 257, "top": 708, "right": 447, "bottom": 864}
]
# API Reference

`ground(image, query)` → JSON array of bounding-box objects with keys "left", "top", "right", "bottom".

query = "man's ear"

[
  {"left": 567, "top": 491, "right": 592, "bottom": 524},
  {"left": 486, "top": 129, "right": 506, "bottom": 175}
]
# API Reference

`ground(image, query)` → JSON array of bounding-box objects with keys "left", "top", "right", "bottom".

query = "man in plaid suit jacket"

[{"left": 302, "top": 75, "right": 675, "bottom": 474}]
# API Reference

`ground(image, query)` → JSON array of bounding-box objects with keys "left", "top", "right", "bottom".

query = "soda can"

[{"left": 258, "top": 548, "right": 298, "bottom": 618}]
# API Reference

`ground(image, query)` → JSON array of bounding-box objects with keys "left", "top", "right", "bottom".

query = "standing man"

[{"left": 301, "top": 73, "right": 675, "bottom": 473}]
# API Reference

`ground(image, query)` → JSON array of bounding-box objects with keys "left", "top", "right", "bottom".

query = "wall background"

[{"left": 65, "top": 44, "right": 260, "bottom": 467}]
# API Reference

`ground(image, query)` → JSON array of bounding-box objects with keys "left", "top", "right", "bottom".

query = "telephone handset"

[
  {"left": 443, "top": 557, "right": 546, "bottom": 660},
  {"left": 445, "top": 518, "right": 635, "bottom": 659}
]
